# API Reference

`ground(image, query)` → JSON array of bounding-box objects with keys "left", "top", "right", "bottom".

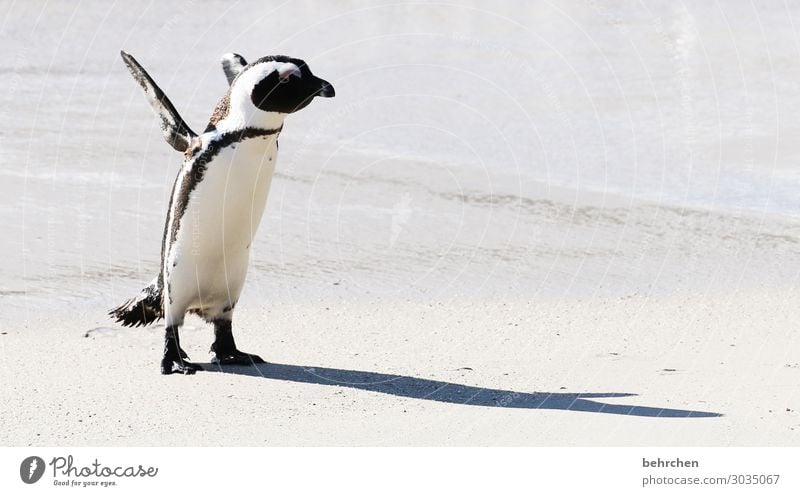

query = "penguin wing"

[
  {"left": 120, "top": 51, "right": 197, "bottom": 152},
  {"left": 221, "top": 53, "right": 248, "bottom": 85}
]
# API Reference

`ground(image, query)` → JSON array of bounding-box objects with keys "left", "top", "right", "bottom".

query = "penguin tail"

[{"left": 109, "top": 278, "right": 163, "bottom": 327}]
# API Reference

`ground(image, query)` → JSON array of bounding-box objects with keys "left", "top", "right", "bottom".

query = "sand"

[{"left": 2, "top": 197, "right": 799, "bottom": 446}]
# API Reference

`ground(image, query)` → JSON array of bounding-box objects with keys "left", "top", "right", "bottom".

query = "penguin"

[{"left": 110, "top": 51, "right": 335, "bottom": 374}]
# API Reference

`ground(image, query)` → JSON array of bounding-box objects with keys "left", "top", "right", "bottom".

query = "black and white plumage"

[
  {"left": 221, "top": 52, "right": 248, "bottom": 85},
  {"left": 110, "top": 51, "right": 335, "bottom": 374},
  {"left": 119, "top": 52, "right": 198, "bottom": 152}
]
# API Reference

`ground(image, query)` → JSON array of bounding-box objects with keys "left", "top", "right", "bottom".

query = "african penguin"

[{"left": 110, "top": 51, "right": 335, "bottom": 374}]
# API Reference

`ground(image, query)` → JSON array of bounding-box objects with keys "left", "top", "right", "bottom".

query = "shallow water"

[{"left": 1, "top": 1, "right": 799, "bottom": 314}]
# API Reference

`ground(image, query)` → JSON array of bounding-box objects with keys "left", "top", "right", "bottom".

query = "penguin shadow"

[{"left": 203, "top": 362, "right": 722, "bottom": 418}]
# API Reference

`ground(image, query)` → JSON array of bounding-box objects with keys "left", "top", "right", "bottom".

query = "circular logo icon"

[{"left": 20, "top": 456, "right": 45, "bottom": 484}]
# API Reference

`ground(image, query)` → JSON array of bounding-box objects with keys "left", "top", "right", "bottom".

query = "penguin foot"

[
  {"left": 210, "top": 319, "right": 264, "bottom": 366},
  {"left": 211, "top": 350, "right": 266, "bottom": 366},
  {"left": 161, "top": 358, "right": 202, "bottom": 375},
  {"left": 161, "top": 325, "right": 199, "bottom": 375}
]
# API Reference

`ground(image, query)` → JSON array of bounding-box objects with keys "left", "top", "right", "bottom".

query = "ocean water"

[{"left": 1, "top": 0, "right": 799, "bottom": 311}]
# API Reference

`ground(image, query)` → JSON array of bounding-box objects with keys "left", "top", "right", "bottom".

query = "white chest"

[
  {"left": 190, "top": 134, "right": 279, "bottom": 248},
  {"left": 165, "top": 133, "right": 279, "bottom": 307}
]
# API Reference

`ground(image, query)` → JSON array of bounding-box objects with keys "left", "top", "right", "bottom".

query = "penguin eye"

[{"left": 277, "top": 63, "right": 302, "bottom": 83}]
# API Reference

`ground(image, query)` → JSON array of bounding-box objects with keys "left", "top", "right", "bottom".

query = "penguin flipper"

[
  {"left": 120, "top": 51, "right": 197, "bottom": 152},
  {"left": 221, "top": 53, "right": 248, "bottom": 85}
]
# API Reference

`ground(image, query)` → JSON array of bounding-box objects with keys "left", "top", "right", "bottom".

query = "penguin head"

[
  {"left": 249, "top": 56, "right": 335, "bottom": 113},
  {"left": 226, "top": 55, "right": 334, "bottom": 129}
]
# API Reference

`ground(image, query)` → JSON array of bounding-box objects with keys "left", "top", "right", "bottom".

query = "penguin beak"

[{"left": 316, "top": 78, "right": 335, "bottom": 98}]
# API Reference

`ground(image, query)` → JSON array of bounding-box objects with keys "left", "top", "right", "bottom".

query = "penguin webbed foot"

[
  {"left": 161, "top": 357, "right": 203, "bottom": 375},
  {"left": 210, "top": 318, "right": 264, "bottom": 366},
  {"left": 161, "top": 325, "right": 201, "bottom": 375},
  {"left": 211, "top": 349, "right": 266, "bottom": 366}
]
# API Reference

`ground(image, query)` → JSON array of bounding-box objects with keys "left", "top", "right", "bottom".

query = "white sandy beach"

[
  {"left": 1, "top": 1, "right": 800, "bottom": 446},
  {"left": 3, "top": 195, "right": 799, "bottom": 446}
]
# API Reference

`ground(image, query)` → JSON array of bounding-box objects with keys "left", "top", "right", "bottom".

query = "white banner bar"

[{"left": 2, "top": 448, "right": 798, "bottom": 495}]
